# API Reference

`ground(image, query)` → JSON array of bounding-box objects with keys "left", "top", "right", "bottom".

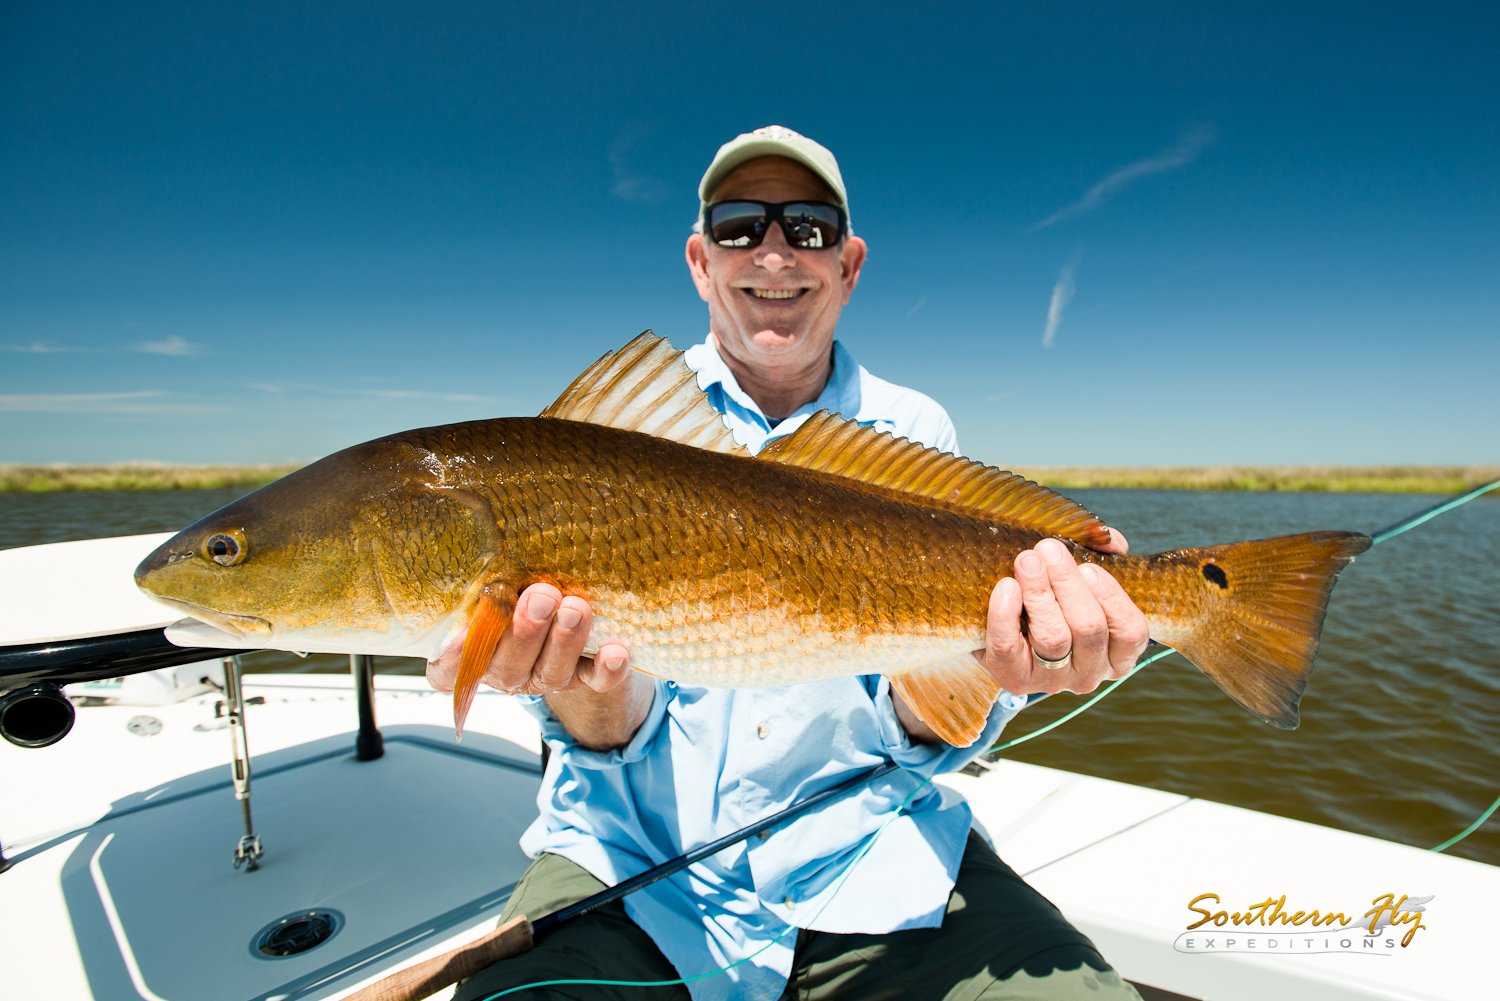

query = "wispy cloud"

[
  {"left": 608, "top": 124, "right": 673, "bottom": 203},
  {"left": 136, "top": 335, "right": 201, "bottom": 356},
  {"left": 1065, "top": 262, "right": 1208, "bottom": 322},
  {"left": 356, "top": 389, "right": 494, "bottom": 402},
  {"left": 1030, "top": 124, "right": 1215, "bottom": 231},
  {"left": 0, "top": 391, "right": 177, "bottom": 413},
  {"left": 2, "top": 341, "right": 75, "bottom": 353},
  {"left": 249, "top": 382, "right": 500, "bottom": 404},
  {"left": 1042, "top": 260, "right": 1078, "bottom": 348},
  {"left": 906, "top": 295, "right": 929, "bottom": 318}
]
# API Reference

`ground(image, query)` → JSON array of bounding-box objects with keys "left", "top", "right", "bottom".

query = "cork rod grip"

[{"left": 341, "top": 915, "right": 533, "bottom": 1001}]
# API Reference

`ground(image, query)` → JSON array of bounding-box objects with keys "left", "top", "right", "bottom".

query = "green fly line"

[
  {"left": 482, "top": 477, "right": 1500, "bottom": 997},
  {"left": 989, "top": 475, "right": 1500, "bottom": 853}
]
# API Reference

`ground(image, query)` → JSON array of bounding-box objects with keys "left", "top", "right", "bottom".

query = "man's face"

[{"left": 686, "top": 157, "right": 867, "bottom": 373}]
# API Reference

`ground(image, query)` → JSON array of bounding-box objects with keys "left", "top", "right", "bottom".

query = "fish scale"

[
  {"left": 474, "top": 419, "right": 990, "bottom": 677},
  {"left": 503, "top": 422, "right": 1087, "bottom": 668}
]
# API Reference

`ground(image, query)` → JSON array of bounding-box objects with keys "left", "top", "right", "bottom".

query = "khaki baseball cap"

[{"left": 697, "top": 125, "right": 852, "bottom": 232}]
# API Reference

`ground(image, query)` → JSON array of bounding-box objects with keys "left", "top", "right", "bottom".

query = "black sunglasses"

[{"left": 704, "top": 200, "right": 847, "bottom": 250}]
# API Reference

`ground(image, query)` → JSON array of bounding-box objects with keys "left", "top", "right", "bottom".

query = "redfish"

[{"left": 135, "top": 333, "right": 1370, "bottom": 745}]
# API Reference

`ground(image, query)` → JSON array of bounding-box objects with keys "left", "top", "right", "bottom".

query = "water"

[
  {"left": 1012, "top": 489, "right": 1500, "bottom": 868},
  {"left": 0, "top": 489, "right": 259, "bottom": 550},
  {"left": 2, "top": 488, "right": 1497, "bottom": 865}
]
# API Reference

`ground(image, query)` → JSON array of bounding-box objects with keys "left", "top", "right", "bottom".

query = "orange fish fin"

[
  {"left": 887, "top": 652, "right": 1001, "bottom": 747},
  {"left": 759, "top": 410, "right": 1112, "bottom": 549},
  {"left": 541, "top": 331, "right": 749, "bottom": 456},
  {"left": 1166, "top": 531, "right": 1372, "bottom": 729},
  {"left": 454, "top": 581, "right": 518, "bottom": 740}
]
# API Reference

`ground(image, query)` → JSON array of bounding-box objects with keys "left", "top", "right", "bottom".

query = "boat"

[{"left": 0, "top": 532, "right": 1491, "bottom": 1000}]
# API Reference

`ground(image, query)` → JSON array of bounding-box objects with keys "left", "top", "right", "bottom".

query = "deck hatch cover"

[{"left": 252, "top": 909, "right": 344, "bottom": 959}]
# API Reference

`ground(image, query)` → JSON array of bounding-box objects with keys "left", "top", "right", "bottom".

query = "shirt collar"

[{"left": 683, "top": 335, "right": 863, "bottom": 435}]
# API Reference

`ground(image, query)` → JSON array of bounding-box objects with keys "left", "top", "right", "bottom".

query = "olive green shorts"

[{"left": 455, "top": 830, "right": 1142, "bottom": 1001}]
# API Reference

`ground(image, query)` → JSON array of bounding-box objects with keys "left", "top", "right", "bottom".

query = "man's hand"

[
  {"left": 892, "top": 528, "right": 1148, "bottom": 742},
  {"left": 426, "top": 582, "right": 651, "bottom": 751},
  {"left": 426, "top": 582, "right": 633, "bottom": 696},
  {"left": 980, "top": 530, "right": 1150, "bottom": 698}
]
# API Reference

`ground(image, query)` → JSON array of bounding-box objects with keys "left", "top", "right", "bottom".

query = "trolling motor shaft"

[{"left": 222, "top": 655, "right": 264, "bottom": 871}]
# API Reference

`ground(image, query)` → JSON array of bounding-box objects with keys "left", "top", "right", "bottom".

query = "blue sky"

[{"left": 2, "top": 1, "right": 1496, "bottom": 466}]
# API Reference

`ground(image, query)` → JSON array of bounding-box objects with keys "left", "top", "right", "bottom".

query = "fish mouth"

[{"left": 142, "top": 595, "right": 273, "bottom": 639}]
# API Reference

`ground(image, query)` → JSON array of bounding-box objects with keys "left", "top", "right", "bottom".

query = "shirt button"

[
  {"left": 757, "top": 830, "right": 770, "bottom": 840},
  {"left": 784, "top": 897, "right": 795, "bottom": 909},
  {"left": 756, "top": 723, "right": 770, "bottom": 739}
]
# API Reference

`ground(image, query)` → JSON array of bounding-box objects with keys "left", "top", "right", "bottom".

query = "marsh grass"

[
  {"left": 0, "top": 463, "right": 303, "bottom": 492},
  {"left": 1010, "top": 465, "right": 1500, "bottom": 494},
  {"left": 2, "top": 463, "right": 1496, "bottom": 494}
]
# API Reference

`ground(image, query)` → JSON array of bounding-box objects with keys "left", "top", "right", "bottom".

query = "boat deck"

[
  {"left": 1, "top": 671, "right": 1489, "bottom": 1000},
  {"left": 0, "top": 534, "right": 1492, "bottom": 1000},
  {"left": 1, "top": 675, "right": 543, "bottom": 1000}
]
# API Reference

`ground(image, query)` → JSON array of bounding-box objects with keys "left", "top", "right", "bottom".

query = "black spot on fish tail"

[{"left": 1202, "top": 563, "right": 1229, "bottom": 589}]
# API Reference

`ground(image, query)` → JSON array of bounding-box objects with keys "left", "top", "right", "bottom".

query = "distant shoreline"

[
  {"left": 1, "top": 464, "right": 302, "bottom": 493},
  {"left": 3, "top": 462, "right": 1496, "bottom": 494},
  {"left": 1010, "top": 465, "right": 1500, "bottom": 494}
]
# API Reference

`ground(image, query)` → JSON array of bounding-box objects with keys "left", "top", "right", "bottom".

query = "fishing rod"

[
  {"left": 348, "top": 477, "right": 1500, "bottom": 1001},
  {"left": 534, "top": 759, "right": 900, "bottom": 935},
  {"left": 346, "top": 761, "right": 901, "bottom": 1001}
]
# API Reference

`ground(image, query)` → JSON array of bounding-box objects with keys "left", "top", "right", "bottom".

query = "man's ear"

[
  {"left": 685, "top": 234, "right": 713, "bottom": 303},
  {"left": 839, "top": 236, "right": 868, "bottom": 303}
]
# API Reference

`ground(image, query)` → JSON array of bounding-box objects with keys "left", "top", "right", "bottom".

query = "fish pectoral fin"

[
  {"left": 454, "top": 580, "right": 518, "bottom": 740},
  {"left": 887, "top": 653, "right": 1001, "bottom": 748}
]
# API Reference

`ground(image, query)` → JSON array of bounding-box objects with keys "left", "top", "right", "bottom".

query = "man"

[{"left": 431, "top": 126, "right": 1149, "bottom": 1000}]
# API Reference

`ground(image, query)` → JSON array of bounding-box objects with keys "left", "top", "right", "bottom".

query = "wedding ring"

[{"left": 1033, "top": 648, "right": 1072, "bottom": 671}]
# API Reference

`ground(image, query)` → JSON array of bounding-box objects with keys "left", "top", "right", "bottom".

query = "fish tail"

[
  {"left": 1162, "top": 531, "right": 1371, "bottom": 728},
  {"left": 454, "top": 581, "right": 517, "bottom": 740}
]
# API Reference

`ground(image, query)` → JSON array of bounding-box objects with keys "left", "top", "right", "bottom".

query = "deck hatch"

[{"left": 253, "top": 909, "right": 344, "bottom": 958}]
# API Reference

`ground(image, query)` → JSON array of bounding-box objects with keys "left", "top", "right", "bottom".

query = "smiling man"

[{"left": 439, "top": 127, "right": 1147, "bottom": 1000}]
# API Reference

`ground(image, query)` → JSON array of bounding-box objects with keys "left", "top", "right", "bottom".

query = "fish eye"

[{"left": 205, "top": 530, "right": 247, "bottom": 567}]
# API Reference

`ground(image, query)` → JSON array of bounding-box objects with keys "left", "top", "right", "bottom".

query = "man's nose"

[{"left": 753, "top": 223, "right": 795, "bottom": 272}]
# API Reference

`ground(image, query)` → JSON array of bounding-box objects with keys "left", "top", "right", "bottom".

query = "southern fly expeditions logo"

[{"left": 1174, "top": 893, "right": 1432, "bottom": 956}]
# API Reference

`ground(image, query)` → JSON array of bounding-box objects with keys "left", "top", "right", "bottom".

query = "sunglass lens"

[
  {"left": 709, "top": 202, "right": 769, "bottom": 247},
  {"left": 781, "top": 203, "right": 842, "bottom": 248}
]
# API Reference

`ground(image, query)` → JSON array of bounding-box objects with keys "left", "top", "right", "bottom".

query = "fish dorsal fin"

[
  {"left": 541, "top": 331, "right": 748, "bottom": 456},
  {"left": 759, "top": 410, "right": 1112, "bottom": 548}
]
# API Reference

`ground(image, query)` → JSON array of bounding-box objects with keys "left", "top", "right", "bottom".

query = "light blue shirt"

[
  {"left": 517, "top": 336, "right": 1023, "bottom": 1001},
  {"left": 683, "top": 335, "right": 958, "bottom": 456}
]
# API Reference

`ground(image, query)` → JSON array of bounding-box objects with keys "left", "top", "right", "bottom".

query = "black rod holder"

[
  {"left": 350, "top": 654, "right": 384, "bottom": 761},
  {"left": 0, "top": 628, "right": 245, "bottom": 690}
]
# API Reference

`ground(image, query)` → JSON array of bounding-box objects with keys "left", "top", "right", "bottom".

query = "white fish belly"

[
  {"left": 162, "top": 610, "right": 458, "bottom": 660},
  {"left": 585, "top": 589, "right": 982, "bottom": 687}
]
